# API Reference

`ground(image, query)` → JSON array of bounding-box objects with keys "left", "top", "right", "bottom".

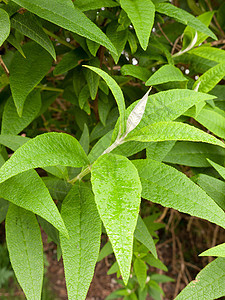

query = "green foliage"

[{"left": 0, "top": 0, "right": 225, "bottom": 299}]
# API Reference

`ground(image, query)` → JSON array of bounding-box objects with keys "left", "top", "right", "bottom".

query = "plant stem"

[
  {"left": 68, "top": 165, "right": 92, "bottom": 184},
  {"left": 36, "top": 85, "right": 64, "bottom": 93},
  {"left": 0, "top": 56, "right": 9, "bottom": 76},
  {"left": 43, "top": 28, "right": 75, "bottom": 50}
]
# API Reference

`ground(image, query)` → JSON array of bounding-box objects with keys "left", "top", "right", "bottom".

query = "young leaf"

[
  {"left": 193, "top": 62, "right": 225, "bottom": 93},
  {"left": 60, "top": 183, "right": 101, "bottom": 300},
  {"left": 9, "top": 42, "right": 52, "bottom": 116},
  {"left": 200, "top": 243, "right": 225, "bottom": 257},
  {"left": 0, "top": 170, "right": 68, "bottom": 236},
  {"left": 133, "top": 159, "right": 225, "bottom": 229},
  {"left": 155, "top": 3, "right": 217, "bottom": 40},
  {"left": 125, "top": 121, "right": 225, "bottom": 149},
  {"left": 91, "top": 153, "right": 142, "bottom": 284},
  {"left": 84, "top": 66, "right": 126, "bottom": 134},
  {"left": 190, "top": 46, "right": 225, "bottom": 64},
  {"left": 175, "top": 258, "right": 225, "bottom": 300},
  {"left": 134, "top": 259, "right": 147, "bottom": 290},
  {"left": 6, "top": 204, "right": 43, "bottom": 300},
  {"left": 0, "top": 132, "right": 89, "bottom": 184},
  {"left": 11, "top": 12, "right": 56, "bottom": 60},
  {"left": 2, "top": 90, "right": 41, "bottom": 135},
  {"left": 145, "top": 65, "right": 187, "bottom": 86},
  {"left": 0, "top": 9, "right": 10, "bottom": 46},
  {"left": 120, "top": 0, "right": 155, "bottom": 50},
  {"left": 12, "top": 0, "right": 117, "bottom": 54}
]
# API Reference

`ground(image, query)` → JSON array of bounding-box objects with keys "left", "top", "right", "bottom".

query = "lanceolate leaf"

[
  {"left": 120, "top": 0, "right": 155, "bottom": 50},
  {"left": 208, "top": 159, "right": 225, "bottom": 180},
  {"left": 0, "top": 135, "right": 29, "bottom": 151},
  {"left": 190, "top": 46, "right": 225, "bottom": 64},
  {"left": 2, "top": 90, "right": 42, "bottom": 135},
  {"left": 200, "top": 243, "right": 225, "bottom": 257},
  {"left": 155, "top": 3, "right": 217, "bottom": 40},
  {"left": 91, "top": 153, "right": 142, "bottom": 284},
  {"left": 9, "top": 42, "right": 52, "bottom": 116},
  {"left": 6, "top": 204, "right": 43, "bottom": 300},
  {"left": 12, "top": 0, "right": 117, "bottom": 54},
  {"left": 0, "top": 170, "right": 68, "bottom": 236},
  {"left": 60, "top": 183, "right": 101, "bottom": 300},
  {"left": 0, "top": 9, "right": 10, "bottom": 47},
  {"left": 0, "top": 132, "right": 89, "bottom": 184},
  {"left": 175, "top": 258, "right": 225, "bottom": 300},
  {"left": 11, "top": 12, "right": 56, "bottom": 60},
  {"left": 133, "top": 159, "right": 225, "bottom": 229},
  {"left": 125, "top": 121, "right": 225, "bottom": 149},
  {"left": 84, "top": 66, "right": 126, "bottom": 134}
]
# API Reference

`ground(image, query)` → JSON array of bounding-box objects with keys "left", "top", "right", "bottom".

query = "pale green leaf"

[
  {"left": 6, "top": 204, "right": 43, "bottom": 300},
  {"left": 175, "top": 258, "right": 225, "bottom": 300},
  {"left": 146, "top": 141, "right": 175, "bottom": 162},
  {"left": 208, "top": 159, "right": 225, "bottom": 180},
  {"left": 91, "top": 154, "right": 142, "bottom": 284},
  {"left": 125, "top": 121, "right": 225, "bottom": 149},
  {"left": 0, "top": 9, "right": 10, "bottom": 46},
  {"left": 155, "top": 3, "right": 217, "bottom": 40},
  {"left": 74, "top": 0, "right": 119, "bottom": 12},
  {"left": 120, "top": 0, "right": 155, "bottom": 50},
  {"left": 193, "top": 62, "right": 225, "bottom": 93},
  {"left": 0, "top": 170, "right": 68, "bottom": 236},
  {"left": 200, "top": 243, "right": 225, "bottom": 257},
  {"left": 0, "top": 135, "right": 29, "bottom": 151},
  {"left": 190, "top": 46, "right": 225, "bottom": 64},
  {"left": 11, "top": 11, "right": 56, "bottom": 60},
  {"left": 84, "top": 66, "right": 126, "bottom": 134},
  {"left": 12, "top": 0, "right": 117, "bottom": 54},
  {"left": 60, "top": 183, "right": 101, "bottom": 300},
  {"left": 2, "top": 90, "right": 41, "bottom": 135},
  {"left": 97, "top": 241, "right": 113, "bottom": 262},
  {"left": 0, "top": 132, "right": 89, "bottom": 184},
  {"left": 9, "top": 42, "right": 52, "bottom": 116},
  {"left": 145, "top": 64, "right": 187, "bottom": 86},
  {"left": 133, "top": 159, "right": 225, "bottom": 229},
  {"left": 121, "top": 65, "right": 152, "bottom": 82},
  {"left": 134, "top": 259, "right": 147, "bottom": 290}
]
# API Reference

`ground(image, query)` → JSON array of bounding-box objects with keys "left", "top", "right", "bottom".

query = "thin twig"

[
  {"left": 0, "top": 55, "right": 9, "bottom": 76},
  {"left": 205, "top": 0, "right": 225, "bottom": 37},
  {"left": 157, "top": 22, "right": 174, "bottom": 47}
]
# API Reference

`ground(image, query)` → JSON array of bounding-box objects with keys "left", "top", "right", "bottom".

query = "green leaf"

[
  {"left": 121, "top": 65, "right": 152, "bottom": 82},
  {"left": 146, "top": 141, "right": 175, "bottom": 162},
  {"left": 145, "top": 64, "right": 187, "bottom": 86},
  {"left": 79, "top": 123, "right": 89, "bottom": 155},
  {"left": 0, "top": 9, "right": 10, "bottom": 46},
  {"left": 91, "top": 153, "right": 142, "bottom": 284},
  {"left": 86, "top": 39, "right": 100, "bottom": 57},
  {"left": 84, "top": 66, "right": 126, "bottom": 134},
  {"left": 11, "top": 11, "right": 56, "bottom": 60},
  {"left": 200, "top": 243, "right": 225, "bottom": 257},
  {"left": 12, "top": 0, "right": 117, "bottom": 54},
  {"left": 134, "top": 259, "right": 147, "bottom": 290},
  {"left": 2, "top": 90, "right": 41, "bottom": 135},
  {"left": 175, "top": 258, "right": 225, "bottom": 300},
  {"left": 144, "top": 253, "right": 168, "bottom": 271},
  {"left": 190, "top": 46, "right": 225, "bottom": 64},
  {"left": 0, "top": 132, "right": 89, "bottom": 184},
  {"left": 155, "top": 3, "right": 217, "bottom": 40},
  {"left": 60, "top": 183, "right": 101, "bottom": 300},
  {"left": 97, "top": 241, "right": 113, "bottom": 262},
  {"left": 6, "top": 204, "right": 43, "bottom": 300},
  {"left": 0, "top": 135, "right": 29, "bottom": 151},
  {"left": 125, "top": 121, "right": 225, "bottom": 149},
  {"left": 120, "top": 0, "right": 155, "bottom": 50},
  {"left": 133, "top": 159, "right": 225, "bottom": 229},
  {"left": 208, "top": 159, "right": 225, "bottom": 180},
  {"left": 84, "top": 58, "right": 100, "bottom": 100},
  {"left": 7, "top": 33, "right": 26, "bottom": 58},
  {"left": 74, "top": 0, "right": 119, "bottom": 12},
  {"left": 9, "top": 42, "right": 52, "bottom": 116},
  {"left": 193, "top": 62, "right": 225, "bottom": 93},
  {"left": 134, "top": 216, "right": 157, "bottom": 258},
  {"left": 0, "top": 170, "right": 68, "bottom": 236}
]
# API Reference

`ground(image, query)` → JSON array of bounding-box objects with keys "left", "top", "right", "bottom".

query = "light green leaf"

[
  {"left": 2, "top": 90, "right": 41, "bottom": 135},
  {"left": 91, "top": 153, "right": 142, "bottom": 284},
  {"left": 175, "top": 258, "right": 225, "bottom": 300},
  {"left": 208, "top": 159, "right": 225, "bottom": 180},
  {"left": 0, "top": 170, "right": 68, "bottom": 236},
  {"left": 97, "top": 241, "right": 113, "bottom": 262},
  {"left": 155, "top": 3, "right": 217, "bottom": 40},
  {"left": 11, "top": 11, "right": 56, "bottom": 60},
  {"left": 190, "top": 46, "right": 225, "bottom": 64},
  {"left": 0, "top": 9, "right": 10, "bottom": 46},
  {"left": 120, "top": 0, "right": 155, "bottom": 50},
  {"left": 146, "top": 141, "right": 175, "bottom": 162},
  {"left": 145, "top": 64, "right": 187, "bottom": 86},
  {"left": 134, "top": 216, "right": 157, "bottom": 258},
  {"left": 0, "top": 135, "right": 29, "bottom": 151},
  {"left": 193, "top": 62, "right": 225, "bottom": 93},
  {"left": 0, "top": 132, "right": 89, "bottom": 184},
  {"left": 84, "top": 66, "right": 126, "bottom": 134},
  {"left": 125, "top": 121, "right": 225, "bottom": 149},
  {"left": 60, "top": 183, "right": 101, "bottom": 300},
  {"left": 121, "top": 65, "right": 152, "bottom": 82},
  {"left": 6, "top": 204, "right": 43, "bottom": 300},
  {"left": 79, "top": 123, "right": 89, "bottom": 155},
  {"left": 9, "top": 42, "right": 52, "bottom": 116},
  {"left": 12, "top": 0, "right": 117, "bottom": 54},
  {"left": 84, "top": 58, "right": 100, "bottom": 100},
  {"left": 74, "top": 0, "right": 119, "bottom": 12},
  {"left": 134, "top": 259, "right": 147, "bottom": 290},
  {"left": 200, "top": 243, "right": 225, "bottom": 257},
  {"left": 133, "top": 159, "right": 225, "bottom": 229}
]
